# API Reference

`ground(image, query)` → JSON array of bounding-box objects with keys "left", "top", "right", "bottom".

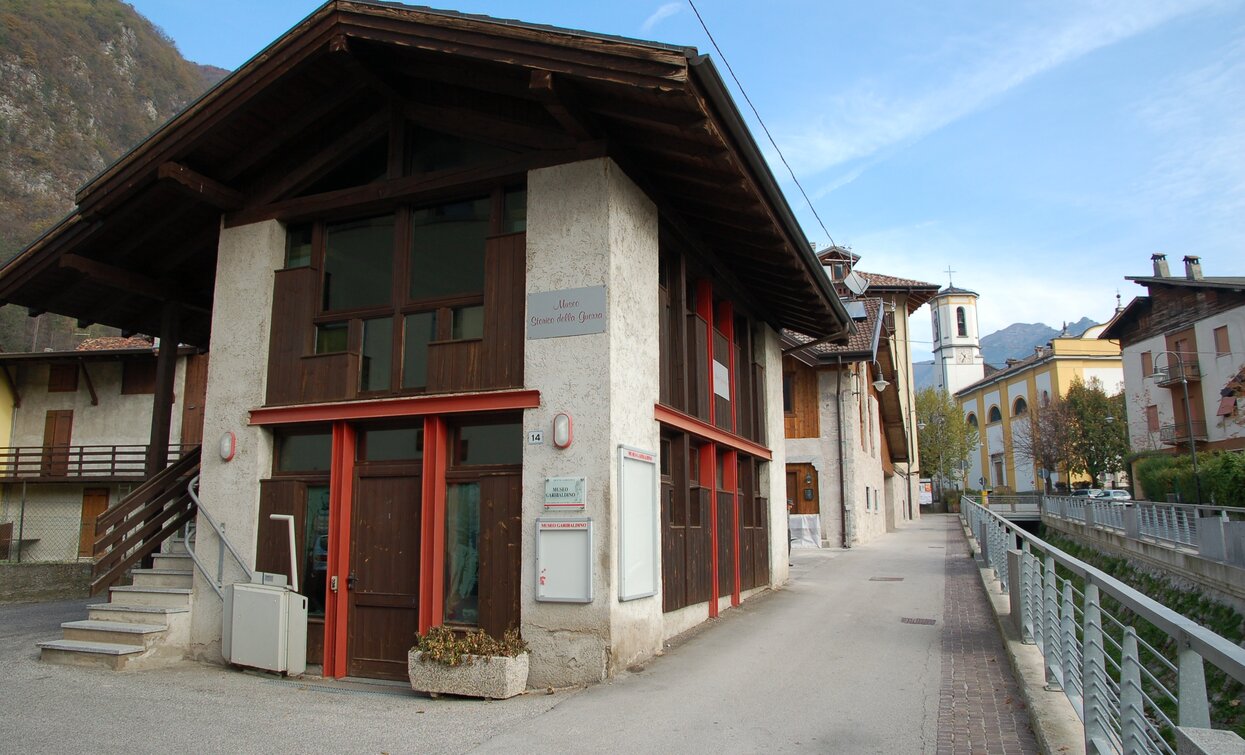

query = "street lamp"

[{"left": 1151, "top": 350, "right": 1201, "bottom": 503}]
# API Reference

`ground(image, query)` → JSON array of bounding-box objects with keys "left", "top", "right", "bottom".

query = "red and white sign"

[{"left": 538, "top": 520, "right": 590, "bottom": 531}]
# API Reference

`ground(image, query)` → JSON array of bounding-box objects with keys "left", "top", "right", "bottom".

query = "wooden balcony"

[
  {"left": 1159, "top": 422, "right": 1208, "bottom": 446},
  {"left": 0, "top": 444, "right": 195, "bottom": 482}
]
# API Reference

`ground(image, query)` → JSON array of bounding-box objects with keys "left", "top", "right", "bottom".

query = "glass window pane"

[
  {"left": 409, "top": 198, "right": 489, "bottom": 300},
  {"left": 277, "top": 432, "right": 332, "bottom": 472},
  {"left": 360, "top": 427, "right": 423, "bottom": 461},
  {"left": 402, "top": 312, "right": 437, "bottom": 389},
  {"left": 360, "top": 317, "right": 393, "bottom": 392},
  {"left": 503, "top": 188, "right": 526, "bottom": 233},
  {"left": 444, "top": 482, "right": 480, "bottom": 625},
  {"left": 454, "top": 423, "right": 521, "bottom": 466},
  {"left": 452, "top": 305, "right": 484, "bottom": 340},
  {"left": 286, "top": 223, "right": 312, "bottom": 268},
  {"left": 302, "top": 485, "right": 330, "bottom": 617},
  {"left": 315, "top": 322, "right": 348, "bottom": 354},
  {"left": 324, "top": 215, "right": 393, "bottom": 311}
]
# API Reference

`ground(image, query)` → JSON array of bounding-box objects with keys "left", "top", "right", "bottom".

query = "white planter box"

[{"left": 407, "top": 650, "right": 529, "bottom": 699}]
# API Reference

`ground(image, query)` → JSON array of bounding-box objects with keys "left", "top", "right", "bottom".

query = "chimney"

[
  {"left": 1151, "top": 253, "right": 1170, "bottom": 277},
  {"left": 1183, "top": 255, "right": 1203, "bottom": 280}
]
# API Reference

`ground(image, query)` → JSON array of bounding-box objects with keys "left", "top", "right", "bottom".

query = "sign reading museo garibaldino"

[{"left": 527, "top": 286, "right": 607, "bottom": 339}]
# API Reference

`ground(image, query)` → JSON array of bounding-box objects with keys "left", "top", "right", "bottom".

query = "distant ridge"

[{"left": 0, "top": 0, "right": 227, "bottom": 351}]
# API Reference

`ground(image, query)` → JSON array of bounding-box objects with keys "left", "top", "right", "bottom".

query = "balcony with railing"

[
  {"left": 1158, "top": 421, "right": 1208, "bottom": 445},
  {"left": 1153, "top": 361, "right": 1201, "bottom": 387},
  {"left": 0, "top": 444, "right": 195, "bottom": 482}
]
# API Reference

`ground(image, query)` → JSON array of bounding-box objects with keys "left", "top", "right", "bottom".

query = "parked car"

[
  {"left": 1070, "top": 488, "right": 1104, "bottom": 498},
  {"left": 1103, "top": 490, "right": 1132, "bottom": 503}
]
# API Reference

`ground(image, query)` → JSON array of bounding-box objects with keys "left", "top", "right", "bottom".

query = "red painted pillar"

[{"left": 326, "top": 421, "right": 355, "bottom": 678}]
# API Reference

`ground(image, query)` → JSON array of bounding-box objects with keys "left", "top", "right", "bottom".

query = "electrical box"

[{"left": 222, "top": 581, "right": 307, "bottom": 676}]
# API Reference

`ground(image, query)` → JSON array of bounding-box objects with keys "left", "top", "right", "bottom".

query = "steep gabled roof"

[
  {"left": 0, "top": 0, "right": 850, "bottom": 345},
  {"left": 856, "top": 270, "right": 939, "bottom": 313}
]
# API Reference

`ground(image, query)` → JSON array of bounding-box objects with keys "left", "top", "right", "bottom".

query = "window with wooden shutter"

[{"left": 48, "top": 363, "right": 78, "bottom": 392}]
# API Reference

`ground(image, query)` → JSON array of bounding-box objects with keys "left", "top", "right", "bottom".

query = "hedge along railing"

[
  {"left": 1043, "top": 496, "right": 1245, "bottom": 567},
  {"left": 962, "top": 498, "right": 1245, "bottom": 754}
]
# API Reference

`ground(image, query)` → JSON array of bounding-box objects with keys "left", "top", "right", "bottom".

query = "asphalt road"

[{"left": 1, "top": 518, "right": 953, "bottom": 754}]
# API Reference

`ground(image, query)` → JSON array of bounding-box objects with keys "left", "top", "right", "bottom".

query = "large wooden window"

[{"left": 269, "top": 185, "right": 526, "bottom": 405}]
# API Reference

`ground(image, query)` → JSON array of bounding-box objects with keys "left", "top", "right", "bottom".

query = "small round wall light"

[
  {"left": 219, "top": 431, "right": 236, "bottom": 462},
  {"left": 552, "top": 412, "right": 573, "bottom": 449}
]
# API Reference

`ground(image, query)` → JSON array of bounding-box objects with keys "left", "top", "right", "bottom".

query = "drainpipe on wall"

[{"left": 837, "top": 357, "right": 850, "bottom": 549}]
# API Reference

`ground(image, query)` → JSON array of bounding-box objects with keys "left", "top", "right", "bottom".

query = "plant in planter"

[{"left": 408, "top": 626, "right": 529, "bottom": 699}]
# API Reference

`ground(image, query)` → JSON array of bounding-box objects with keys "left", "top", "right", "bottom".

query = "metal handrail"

[
  {"left": 184, "top": 475, "right": 253, "bottom": 599},
  {"left": 963, "top": 498, "right": 1245, "bottom": 753},
  {"left": 1042, "top": 496, "right": 1244, "bottom": 559}
]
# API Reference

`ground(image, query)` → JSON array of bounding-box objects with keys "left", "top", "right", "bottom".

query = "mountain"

[
  {"left": 980, "top": 317, "right": 1097, "bottom": 367},
  {"left": 913, "top": 316, "right": 1098, "bottom": 391},
  {"left": 0, "top": 0, "right": 227, "bottom": 351}
]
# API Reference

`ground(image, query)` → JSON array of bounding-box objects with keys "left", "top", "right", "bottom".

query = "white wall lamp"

[
  {"left": 552, "top": 412, "right": 573, "bottom": 449},
  {"left": 870, "top": 360, "right": 890, "bottom": 393},
  {"left": 219, "top": 430, "right": 236, "bottom": 462}
]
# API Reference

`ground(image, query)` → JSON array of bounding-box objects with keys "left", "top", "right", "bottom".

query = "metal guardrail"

[
  {"left": 1042, "top": 496, "right": 1245, "bottom": 566},
  {"left": 963, "top": 498, "right": 1245, "bottom": 753},
  {"left": 1159, "top": 422, "right": 1208, "bottom": 445},
  {"left": 184, "top": 474, "right": 253, "bottom": 599}
]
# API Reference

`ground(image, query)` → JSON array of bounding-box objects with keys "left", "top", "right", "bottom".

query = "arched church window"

[
  {"left": 956, "top": 307, "right": 967, "bottom": 337},
  {"left": 1013, "top": 397, "right": 1028, "bottom": 416},
  {"left": 988, "top": 405, "right": 1002, "bottom": 423},
  {"left": 966, "top": 412, "right": 978, "bottom": 428}
]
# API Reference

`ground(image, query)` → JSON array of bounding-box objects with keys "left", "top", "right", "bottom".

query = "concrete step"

[
  {"left": 39, "top": 639, "right": 144, "bottom": 671},
  {"left": 61, "top": 620, "right": 167, "bottom": 648},
  {"left": 152, "top": 553, "right": 192, "bottom": 571},
  {"left": 87, "top": 603, "right": 189, "bottom": 624},
  {"left": 130, "top": 568, "right": 192, "bottom": 589},
  {"left": 108, "top": 585, "right": 192, "bottom": 609}
]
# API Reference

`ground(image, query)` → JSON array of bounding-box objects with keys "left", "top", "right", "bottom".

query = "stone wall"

[{"left": 0, "top": 562, "right": 91, "bottom": 603}]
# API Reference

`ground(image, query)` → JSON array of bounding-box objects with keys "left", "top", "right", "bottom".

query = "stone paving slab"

[{"left": 938, "top": 522, "right": 1040, "bottom": 755}]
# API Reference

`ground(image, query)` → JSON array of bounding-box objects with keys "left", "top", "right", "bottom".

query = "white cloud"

[
  {"left": 641, "top": 3, "right": 683, "bottom": 34},
  {"left": 782, "top": 1, "right": 1219, "bottom": 178}
]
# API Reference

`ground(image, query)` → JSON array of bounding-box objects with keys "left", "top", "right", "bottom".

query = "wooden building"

[{"left": 0, "top": 1, "right": 851, "bottom": 685}]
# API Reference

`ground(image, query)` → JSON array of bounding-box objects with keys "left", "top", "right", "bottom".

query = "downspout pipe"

[{"left": 837, "top": 356, "right": 849, "bottom": 549}]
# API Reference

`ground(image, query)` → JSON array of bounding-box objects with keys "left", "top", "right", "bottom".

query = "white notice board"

[
  {"left": 536, "top": 518, "right": 593, "bottom": 603},
  {"left": 618, "top": 446, "right": 659, "bottom": 601}
]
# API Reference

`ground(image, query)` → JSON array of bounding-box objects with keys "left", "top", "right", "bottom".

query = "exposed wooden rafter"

[
  {"left": 58, "top": 254, "right": 209, "bottom": 315},
  {"left": 157, "top": 162, "right": 244, "bottom": 210},
  {"left": 529, "top": 70, "right": 596, "bottom": 141}
]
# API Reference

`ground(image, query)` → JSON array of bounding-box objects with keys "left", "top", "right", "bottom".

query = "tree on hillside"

[
  {"left": 916, "top": 387, "right": 979, "bottom": 491},
  {"left": 1064, "top": 377, "right": 1129, "bottom": 485},
  {"left": 1011, "top": 398, "right": 1078, "bottom": 493}
]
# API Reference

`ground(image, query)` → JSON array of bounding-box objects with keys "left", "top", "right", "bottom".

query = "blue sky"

[{"left": 127, "top": 0, "right": 1244, "bottom": 360}]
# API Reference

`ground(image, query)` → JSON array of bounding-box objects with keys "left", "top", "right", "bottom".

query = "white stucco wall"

[
  {"left": 189, "top": 219, "right": 283, "bottom": 660},
  {"left": 1198, "top": 305, "right": 1245, "bottom": 442},
  {"left": 760, "top": 324, "right": 788, "bottom": 583},
  {"left": 9, "top": 358, "right": 188, "bottom": 450},
  {"left": 521, "top": 158, "right": 660, "bottom": 687}
]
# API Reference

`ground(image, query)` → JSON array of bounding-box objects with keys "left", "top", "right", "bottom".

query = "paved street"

[{"left": 0, "top": 515, "right": 1036, "bottom": 753}]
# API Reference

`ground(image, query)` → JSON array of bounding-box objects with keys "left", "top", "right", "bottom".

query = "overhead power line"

[{"left": 686, "top": 0, "right": 837, "bottom": 249}]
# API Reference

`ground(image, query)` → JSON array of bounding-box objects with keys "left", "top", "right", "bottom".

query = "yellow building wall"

[{"left": 959, "top": 336, "right": 1122, "bottom": 493}]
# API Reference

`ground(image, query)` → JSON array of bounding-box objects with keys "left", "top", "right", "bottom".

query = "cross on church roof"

[{"left": 944, "top": 265, "right": 956, "bottom": 288}]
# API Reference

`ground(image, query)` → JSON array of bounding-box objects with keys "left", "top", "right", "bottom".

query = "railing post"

[
  {"left": 1061, "top": 579, "right": 1077, "bottom": 693},
  {"left": 1123, "top": 505, "right": 1140, "bottom": 540},
  {"left": 1177, "top": 634, "right": 1212, "bottom": 729},
  {"left": 1082, "top": 582, "right": 1111, "bottom": 752},
  {"left": 1197, "top": 514, "right": 1226, "bottom": 561},
  {"left": 1021, "top": 543, "right": 1036, "bottom": 644},
  {"left": 1044, "top": 555, "right": 1061, "bottom": 688},
  {"left": 1085, "top": 502, "right": 1096, "bottom": 529},
  {"left": 216, "top": 520, "right": 225, "bottom": 588},
  {"left": 1120, "top": 627, "right": 1145, "bottom": 754},
  {"left": 1008, "top": 549, "right": 1024, "bottom": 636}
]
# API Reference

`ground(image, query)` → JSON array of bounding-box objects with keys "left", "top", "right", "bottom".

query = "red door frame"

[{"left": 256, "top": 391, "right": 540, "bottom": 678}]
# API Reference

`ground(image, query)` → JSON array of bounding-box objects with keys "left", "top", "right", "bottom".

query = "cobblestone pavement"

[{"left": 938, "top": 522, "right": 1040, "bottom": 755}]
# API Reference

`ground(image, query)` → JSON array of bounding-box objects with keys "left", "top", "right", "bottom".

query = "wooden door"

[
  {"left": 347, "top": 468, "right": 421, "bottom": 680},
  {"left": 786, "top": 464, "right": 818, "bottom": 515},
  {"left": 41, "top": 410, "right": 73, "bottom": 476},
  {"left": 79, "top": 488, "right": 109, "bottom": 557},
  {"left": 180, "top": 354, "right": 209, "bottom": 448}
]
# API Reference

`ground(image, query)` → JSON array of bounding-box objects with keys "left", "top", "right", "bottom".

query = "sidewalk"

[{"left": 0, "top": 515, "right": 1037, "bottom": 753}]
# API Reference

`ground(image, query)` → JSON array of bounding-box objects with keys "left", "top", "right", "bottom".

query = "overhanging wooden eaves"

[{"left": 0, "top": 0, "right": 851, "bottom": 346}]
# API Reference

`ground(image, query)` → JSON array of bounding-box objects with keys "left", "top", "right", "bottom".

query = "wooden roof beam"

[
  {"left": 529, "top": 70, "right": 597, "bottom": 141},
  {"left": 253, "top": 109, "right": 390, "bottom": 204},
  {"left": 401, "top": 100, "right": 575, "bottom": 152},
  {"left": 57, "top": 254, "right": 209, "bottom": 315},
  {"left": 157, "top": 162, "right": 244, "bottom": 210}
]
